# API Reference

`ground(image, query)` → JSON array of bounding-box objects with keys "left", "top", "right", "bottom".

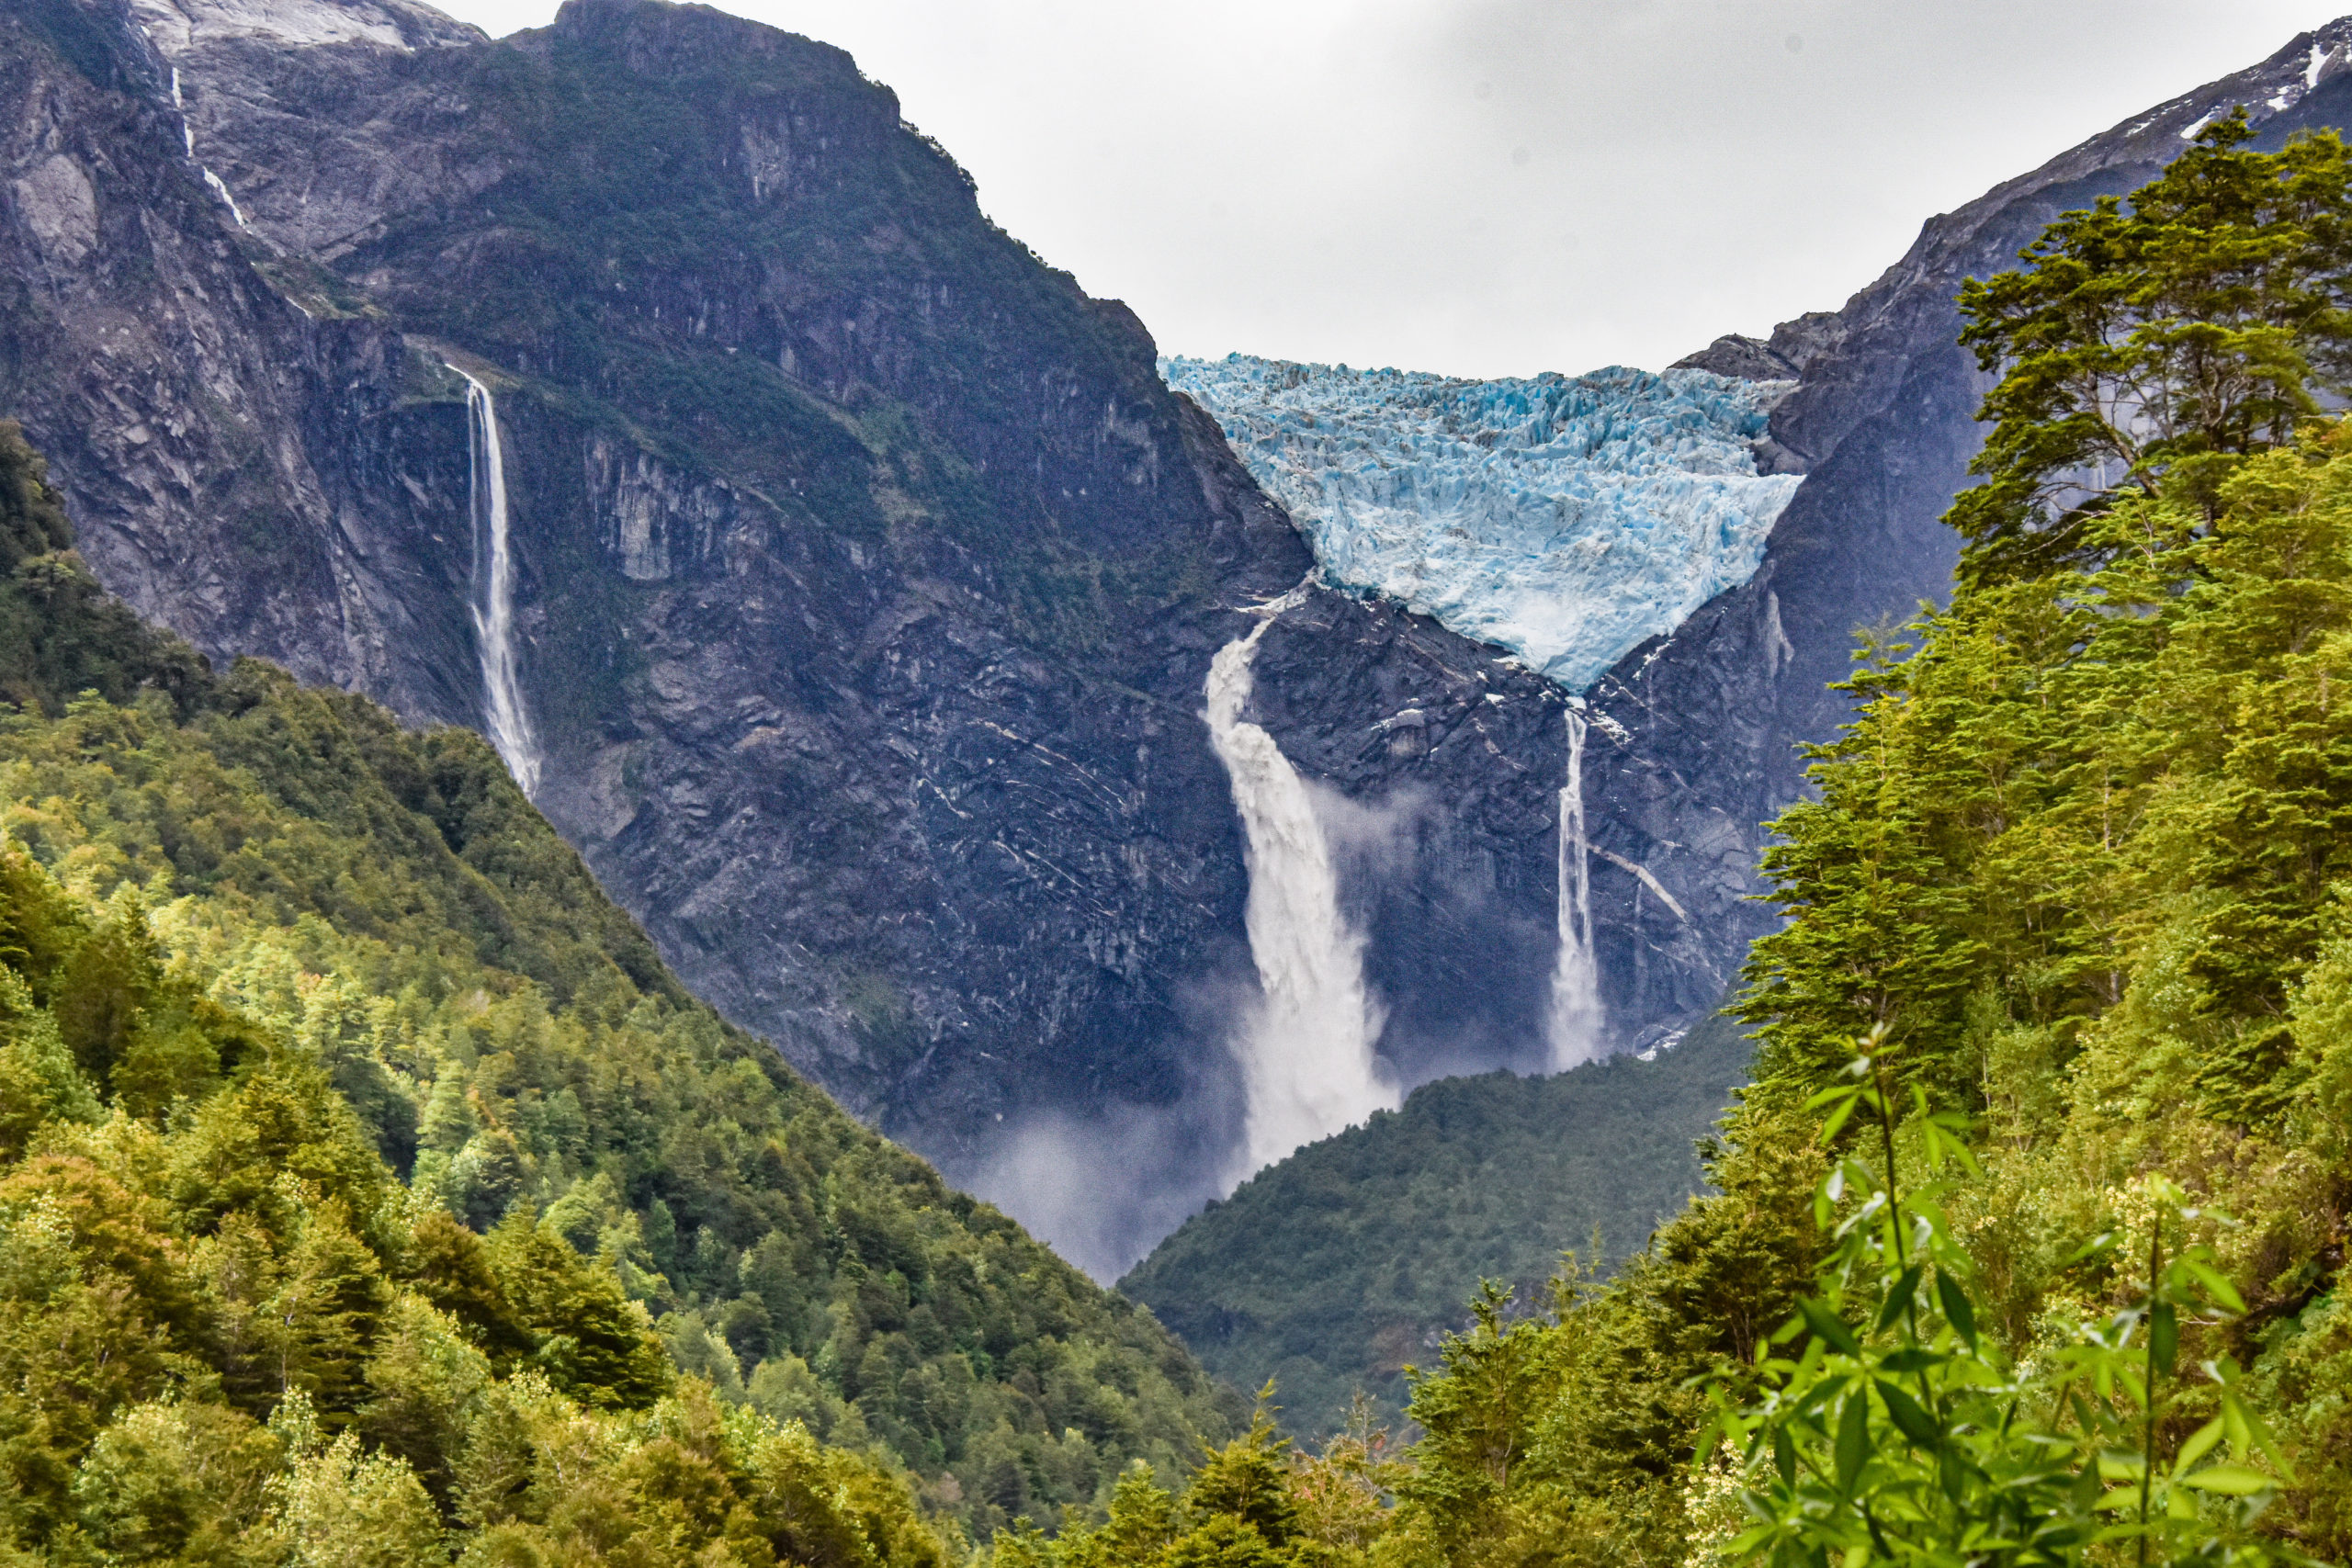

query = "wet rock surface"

[
  {"left": 17, "top": 0, "right": 2351, "bottom": 1267},
  {"left": 0, "top": 0, "right": 1592, "bottom": 1266}
]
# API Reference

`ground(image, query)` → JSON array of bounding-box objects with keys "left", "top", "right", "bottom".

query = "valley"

[{"left": 7, "top": 0, "right": 2352, "bottom": 1562}]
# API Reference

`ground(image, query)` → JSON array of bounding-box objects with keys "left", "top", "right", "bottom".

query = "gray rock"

[
  {"left": 17, "top": 0, "right": 2347, "bottom": 1269},
  {"left": 1576, "top": 19, "right": 2352, "bottom": 1034},
  {"left": 2, "top": 0, "right": 1643, "bottom": 1270}
]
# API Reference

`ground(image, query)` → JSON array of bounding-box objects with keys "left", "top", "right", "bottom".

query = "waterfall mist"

[
  {"left": 1548, "top": 706, "right": 1604, "bottom": 1069},
  {"left": 454, "top": 367, "right": 540, "bottom": 796},
  {"left": 1203, "top": 594, "right": 1396, "bottom": 1186}
]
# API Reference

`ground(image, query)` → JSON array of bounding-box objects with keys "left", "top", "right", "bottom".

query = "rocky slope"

[
  {"left": 18, "top": 0, "right": 2349, "bottom": 1277},
  {"left": 1568, "top": 19, "right": 2352, "bottom": 1029},
  {"left": 0, "top": 0, "right": 1593, "bottom": 1275}
]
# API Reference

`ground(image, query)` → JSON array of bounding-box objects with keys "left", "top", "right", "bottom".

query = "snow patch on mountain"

[{"left": 1166, "top": 355, "right": 1802, "bottom": 693}]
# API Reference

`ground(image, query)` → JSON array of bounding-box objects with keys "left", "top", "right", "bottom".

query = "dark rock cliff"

[
  {"left": 1, "top": 0, "right": 1586, "bottom": 1272},
  {"left": 23, "top": 0, "right": 2347, "bottom": 1273}
]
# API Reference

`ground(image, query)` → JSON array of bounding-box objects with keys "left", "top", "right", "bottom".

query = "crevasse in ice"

[{"left": 1164, "top": 354, "right": 1803, "bottom": 693}]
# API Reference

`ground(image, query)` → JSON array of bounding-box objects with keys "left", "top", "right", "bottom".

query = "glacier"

[{"left": 1164, "top": 355, "right": 1803, "bottom": 693}]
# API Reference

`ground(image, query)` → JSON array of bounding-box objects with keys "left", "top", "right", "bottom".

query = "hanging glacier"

[{"left": 1164, "top": 355, "right": 1804, "bottom": 693}]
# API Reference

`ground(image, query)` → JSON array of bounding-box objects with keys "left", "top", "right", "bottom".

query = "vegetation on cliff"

[
  {"left": 0, "top": 423, "right": 1238, "bottom": 1560},
  {"left": 987, "top": 120, "right": 2352, "bottom": 1568},
  {"left": 21, "top": 78, "right": 2352, "bottom": 1568},
  {"left": 1369, "top": 118, "right": 2352, "bottom": 1568},
  {"left": 1120, "top": 1013, "right": 1750, "bottom": 1438}
]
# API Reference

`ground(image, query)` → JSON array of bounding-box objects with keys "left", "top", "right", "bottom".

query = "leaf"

[
  {"left": 1936, "top": 1446, "right": 1971, "bottom": 1507},
  {"left": 1835, "top": 1389, "right": 1869, "bottom": 1496},
  {"left": 1879, "top": 1348, "right": 1946, "bottom": 1375},
  {"left": 2182, "top": 1259, "right": 2246, "bottom": 1314},
  {"left": 2150, "top": 1300, "right": 2177, "bottom": 1376},
  {"left": 1876, "top": 1264, "right": 1924, "bottom": 1334},
  {"left": 1806, "top": 1080, "right": 1859, "bottom": 1111},
  {"left": 1773, "top": 1426, "right": 1796, "bottom": 1488},
  {"left": 2219, "top": 1389, "right": 2297, "bottom": 1483},
  {"left": 2222, "top": 1392, "right": 2253, "bottom": 1459},
  {"left": 1690, "top": 1414, "right": 1726, "bottom": 1472},
  {"left": 1799, "top": 1297, "right": 1862, "bottom": 1359},
  {"left": 1935, "top": 1270, "right": 1979, "bottom": 1352},
  {"left": 1815, "top": 1167, "right": 1845, "bottom": 1228},
  {"left": 1874, "top": 1380, "right": 1943, "bottom": 1449},
  {"left": 2172, "top": 1416, "right": 2223, "bottom": 1478},
  {"left": 2178, "top": 1465, "right": 2276, "bottom": 1496},
  {"left": 1821, "top": 1092, "right": 1861, "bottom": 1145},
  {"left": 2062, "top": 1232, "right": 2118, "bottom": 1267}
]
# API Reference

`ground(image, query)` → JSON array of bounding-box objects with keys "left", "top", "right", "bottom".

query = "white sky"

[{"left": 430, "top": 0, "right": 2352, "bottom": 379}]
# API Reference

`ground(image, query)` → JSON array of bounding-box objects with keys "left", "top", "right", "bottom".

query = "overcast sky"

[{"left": 429, "top": 0, "right": 2349, "bottom": 379}]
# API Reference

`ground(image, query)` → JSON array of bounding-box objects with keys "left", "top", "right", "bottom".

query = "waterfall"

[
  {"left": 1547, "top": 706, "right": 1604, "bottom": 1068},
  {"left": 1203, "top": 592, "right": 1396, "bottom": 1184},
  {"left": 173, "top": 67, "right": 251, "bottom": 231},
  {"left": 452, "top": 367, "right": 540, "bottom": 796}
]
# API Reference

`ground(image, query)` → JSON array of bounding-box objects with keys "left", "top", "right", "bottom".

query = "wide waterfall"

[
  {"left": 1204, "top": 593, "right": 1396, "bottom": 1183},
  {"left": 453, "top": 367, "right": 541, "bottom": 796},
  {"left": 1547, "top": 707, "right": 1603, "bottom": 1068}
]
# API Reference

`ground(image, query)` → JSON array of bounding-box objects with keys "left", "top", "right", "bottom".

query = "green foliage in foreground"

[
  {"left": 1072, "top": 136, "right": 2352, "bottom": 1568},
  {"left": 1340, "top": 391, "right": 2352, "bottom": 1562},
  {"left": 1703, "top": 1034, "right": 2296, "bottom": 1568},
  {"left": 1121, "top": 1013, "right": 1752, "bottom": 1438},
  {"left": 0, "top": 422, "right": 1237, "bottom": 1558}
]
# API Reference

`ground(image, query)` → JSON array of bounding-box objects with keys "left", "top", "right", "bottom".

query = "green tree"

[
  {"left": 1700, "top": 1032, "right": 2293, "bottom": 1568},
  {"left": 1952, "top": 114, "right": 2352, "bottom": 585}
]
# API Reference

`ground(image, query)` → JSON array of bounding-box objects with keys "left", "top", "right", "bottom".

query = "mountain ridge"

[
  {"left": 1564, "top": 14, "right": 2352, "bottom": 1063},
  {"left": 0, "top": 414, "right": 1242, "bottom": 1540},
  {"left": 18, "top": 0, "right": 2352, "bottom": 1280},
  {"left": 4, "top": 0, "right": 1595, "bottom": 1273}
]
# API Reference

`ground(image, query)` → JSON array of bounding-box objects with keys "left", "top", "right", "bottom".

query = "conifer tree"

[{"left": 1952, "top": 113, "right": 2352, "bottom": 584}]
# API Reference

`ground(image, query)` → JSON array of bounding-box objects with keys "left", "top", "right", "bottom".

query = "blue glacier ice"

[{"left": 1164, "top": 355, "right": 1803, "bottom": 693}]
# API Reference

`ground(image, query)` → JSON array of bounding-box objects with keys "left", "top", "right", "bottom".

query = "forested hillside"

[
  {"left": 24, "top": 72, "right": 2352, "bottom": 1568},
  {"left": 1122, "top": 1012, "right": 1749, "bottom": 1438},
  {"left": 964, "top": 117, "right": 2352, "bottom": 1568},
  {"left": 0, "top": 422, "right": 1238, "bottom": 1561},
  {"left": 1378, "top": 117, "right": 2352, "bottom": 1568}
]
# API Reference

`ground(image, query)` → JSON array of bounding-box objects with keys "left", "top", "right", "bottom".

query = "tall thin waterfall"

[
  {"left": 172, "top": 67, "right": 251, "bottom": 231},
  {"left": 453, "top": 367, "right": 540, "bottom": 796},
  {"left": 1547, "top": 706, "right": 1604, "bottom": 1068},
  {"left": 1204, "top": 592, "right": 1396, "bottom": 1184}
]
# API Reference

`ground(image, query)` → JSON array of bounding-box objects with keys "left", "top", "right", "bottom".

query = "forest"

[
  {"left": 8, "top": 110, "right": 2352, "bottom": 1568},
  {"left": 1121, "top": 1012, "right": 1749, "bottom": 1438},
  {"left": 972, "top": 114, "right": 2352, "bottom": 1568},
  {"left": 0, "top": 418, "right": 1241, "bottom": 1558}
]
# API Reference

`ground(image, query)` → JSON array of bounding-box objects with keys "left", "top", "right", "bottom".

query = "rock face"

[
  {"left": 0, "top": 0, "right": 1592, "bottom": 1275},
  {"left": 1568, "top": 21, "right": 2352, "bottom": 1035},
  {"left": 14, "top": 0, "right": 2352, "bottom": 1274}
]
